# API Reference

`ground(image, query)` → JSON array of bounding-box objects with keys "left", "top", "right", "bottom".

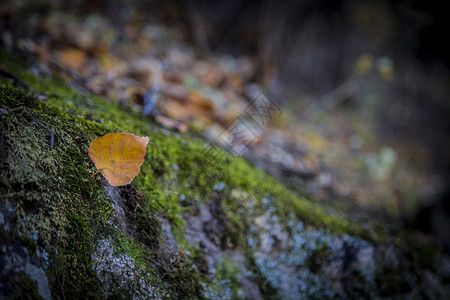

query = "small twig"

[
  {"left": 0, "top": 67, "right": 34, "bottom": 92},
  {"left": 47, "top": 61, "right": 92, "bottom": 94},
  {"left": 61, "top": 277, "right": 67, "bottom": 300},
  {"left": 304, "top": 77, "right": 362, "bottom": 122},
  {"left": 143, "top": 59, "right": 170, "bottom": 117},
  {"left": 49, "top": 129, "right": 55, "bottom": 150},
  {"left": 90, "top": 168, "right": 106, "bottom": 179},
  {"left": 90, "top": 170, "right": 101, "bottom": 179}
]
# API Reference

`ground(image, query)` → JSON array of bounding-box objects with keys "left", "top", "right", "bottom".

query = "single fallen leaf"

[
  {"left": 88, "top": 133, "right": 149, "bottom": 186},
  {"left": 162, "top": 94, "right": 215, "bottom": 126},
  {"left": 57, "top": 48, "right": 87, "bottom": 71},
  {"left": 154, "top": 114, "right": 187, "bottom": 133}
]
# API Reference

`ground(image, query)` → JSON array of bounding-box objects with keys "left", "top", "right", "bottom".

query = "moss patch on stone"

[
  {"left": 0, "top": 50, "right": 374, "bottom": 241},
  {"left": 1, "top": 50, "right": 412, "bottom": 298},
  {"left": 0, "top": 87, "right": 111, "bottom": 298}
]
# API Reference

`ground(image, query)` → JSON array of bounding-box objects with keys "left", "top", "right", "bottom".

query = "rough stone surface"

[{"left": 0, "top": 205, "right": 51, "bottom": 300}]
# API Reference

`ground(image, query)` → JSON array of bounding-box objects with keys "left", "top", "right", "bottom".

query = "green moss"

[
  {"left": 113, "top": 233, "right": 154, "bottom": 274},
  {"left": 0, "top": 88, "right": 109, "bottom": 298},
  {"left": 215, "top": 257, "right": 245, "bottom": 299},
  {"left": 0, "top": 49, "right": 393, "bottom": 298},
  {"left": 2, "top": 49, "right": 373, "bottom": 240}
]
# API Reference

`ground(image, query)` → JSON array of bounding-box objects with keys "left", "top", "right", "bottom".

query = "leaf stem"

[{"left": 90, "top": 168, "right": 105, "bottom": 179}]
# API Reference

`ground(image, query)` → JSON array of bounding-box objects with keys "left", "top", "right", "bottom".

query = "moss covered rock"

[{"left": 1, "top": 51, "right": 449, "bottom": 299}]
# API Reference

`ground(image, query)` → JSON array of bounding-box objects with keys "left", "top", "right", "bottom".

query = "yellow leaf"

[{"left": 88, "top": 133, "right": 149, "bottom": 186}]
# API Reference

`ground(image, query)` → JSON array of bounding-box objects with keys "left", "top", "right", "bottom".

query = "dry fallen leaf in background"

[
  {"left": 88, "top": 133, "right": 149, "bottom": 186},
  {"left": 154, "top": 114, "right": 187, "bottom": 133},
  {"left": 56, "top": 48, "right": 87, "bottom": 71}
]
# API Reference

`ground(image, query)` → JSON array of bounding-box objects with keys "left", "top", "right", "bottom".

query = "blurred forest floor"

[{"left": 1, "top": 1, "right": 449, "bottom": 241}]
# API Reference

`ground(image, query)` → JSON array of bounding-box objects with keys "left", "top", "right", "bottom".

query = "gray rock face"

[
  {"left": 2, "top": 167, "right": 450, "bottom": 300},
  {"left": 92, "top": 237, "right": 164, "bottom": 299},
  {"left": 0, "top": 204, "right": 51, "bottom": 300},
  {"left": 250, "top": 217, "right": 377, "bottom": 299},
  {"left": 180, "top": 190, "right": 450, "bottom": 299}
]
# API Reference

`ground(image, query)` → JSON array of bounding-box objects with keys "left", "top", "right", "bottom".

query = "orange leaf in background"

[
  {"left": 57, "top": 48, "right": 87, "bottom": 70},
  {"left": 88, "top": 133, "right": 149, "bottom": 186}
]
